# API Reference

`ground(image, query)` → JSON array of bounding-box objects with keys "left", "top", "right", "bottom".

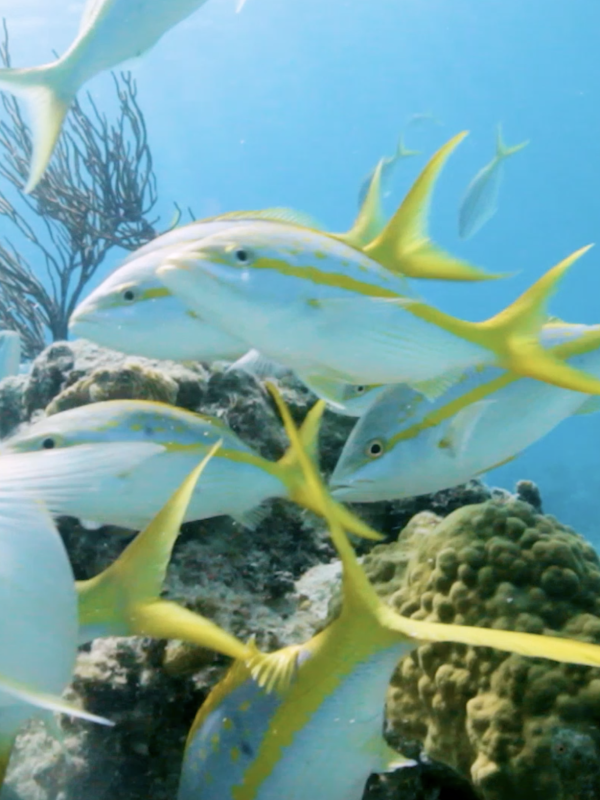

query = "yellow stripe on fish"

[
  {"left": 176, "top": 384, "right": 600, "bottom": 800},
  {"left": 330, "top": 321, "right": 600, "bottom": 504},
  {"left": 2, "top": 398, "right": 380, "bottom": 541},
  {"left": 158, "top": 212, "right": 600, "bottom": 396}
]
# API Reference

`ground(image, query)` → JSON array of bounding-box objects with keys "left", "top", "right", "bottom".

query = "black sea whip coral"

[{"left": 0, "top": 20, "right": 160, "bottom": 358}]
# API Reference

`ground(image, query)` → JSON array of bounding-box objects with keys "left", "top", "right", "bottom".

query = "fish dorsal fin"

[
  {"left": 337, "top": 159, "right": 387, "bottom": 249},
  {"left": 409, "top": 366, "right": 468, "bottom": 401},
  {"left": 364, "top": 133, "right": 503, "bottom": 282},
  {"left": 76, "top": 442, "right": 252, "bottom": 662},
  {"left": 271, "top": 387, "right": 382, "bottom": 542},
  {"left": 378, "top": 606, "right": 600, "bottom": 668},
  {"left": 227, "top": 349, "right": 289, "bottom": 379},
  {"left": 437, "top": 399, "right": 494, "bottom": 458},
  {"left": 214, "top": 207, "right": 324, "bottom": 230},
  {"left": 496, "top": 124, "right": 529, "bottom": 160},
  {"left": 246, "top": 641, "right": 306, "bottom": 694},
  {"left": 268, "top": 383, "right": 382, "bottom": 614}
]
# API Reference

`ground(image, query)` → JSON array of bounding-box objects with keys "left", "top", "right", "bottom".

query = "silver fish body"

[
  {"left": 178, "top": 642, "right": 411, "bottom": 800},
  {"left": 331, "top": 324, "right": 600, "bottom": 502},
  {"left": 2, "top": 400, "right": 285, "bottom": 530},
  {"left": 158, "top": 221, "right": 492, "bottom": 387},
  {"left": 0, "top": 494, "right": 77, "bottom": 740},
  {"left": 458, "top": 157, "right": 504, "bottom": 240},
  {"left": 458, "top": 127, "right": 528, "bottom": 240}
]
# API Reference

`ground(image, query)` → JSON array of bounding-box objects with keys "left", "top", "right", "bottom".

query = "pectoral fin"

[
  {"left": 0, "top": 672, "right": 112, "bottom": 726},
  {"left": 438, "top": 399, "right": 494, "bottom": 458}
]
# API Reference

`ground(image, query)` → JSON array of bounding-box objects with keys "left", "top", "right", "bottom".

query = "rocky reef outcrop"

[{"left": 1, "top": 339, "right": 593, "bottom": 800}]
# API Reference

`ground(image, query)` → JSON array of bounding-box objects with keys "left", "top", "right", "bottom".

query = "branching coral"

[{"left": 0, "top": 21, "right": 159, "bottom": 358}]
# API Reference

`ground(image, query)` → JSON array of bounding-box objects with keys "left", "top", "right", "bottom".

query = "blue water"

[{"left": 4, "top": 0, "right": 600, "bottom": 535}]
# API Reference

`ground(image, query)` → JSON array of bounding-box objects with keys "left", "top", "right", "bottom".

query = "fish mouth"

[
  {"left": 69, "top": 311, "right": 101, "bottom": 333},
  {"left": 329, "top": 477, "right": 374, "bottom": 498}
]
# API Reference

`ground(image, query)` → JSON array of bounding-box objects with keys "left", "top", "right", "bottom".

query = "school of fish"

[{"left": 1, "top": 1, "right": 600, "bottom": 799}]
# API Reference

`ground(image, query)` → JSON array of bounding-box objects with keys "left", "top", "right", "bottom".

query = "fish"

[
  {"left": 0, "top": 0, "right": 219, "bottom": 192},
  {"left": 68, "top": 210, "right": 324, "bottom": 361},
  {"left": 458, "top": 125, "right": 529, "bottom": 240},
  {"left": 175, "top": 383, "right": 600, "bottom": 800},
  {"left": 69, "top": 134, "right": 500, "bottom": 362},
  {"left": 356, "top": 133, "right": 420, "bottom": 211},
  {"left": 330, "top": 321, "right": 600, "bottom": 503},
  {"left": 0, "top": 441, "right": 165, "bottom": 791},
  {"left": 157, "top": 193, "right": 600, "bottom": 397},
  {"left": 1, "top": 398, "right": 378, "bottom": 540},
  {"left": 0, "top": 333, "right": 20, "bottom": 382},
  {"left": 227, "top": 350, "right": 387, "bottom": 417},
  {"left": 74, "top": 440, "right": 254, "bottom": 650}
]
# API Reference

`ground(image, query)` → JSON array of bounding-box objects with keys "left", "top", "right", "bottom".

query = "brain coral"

[{"left": 361, "top": 499, "right": 600, "bottom": 800}]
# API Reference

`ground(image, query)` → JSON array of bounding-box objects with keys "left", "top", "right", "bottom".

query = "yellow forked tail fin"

[
  {"left": 496, "top": 124, "right": 529, "bottom": 161},
  {"left": 268, "top": 382, "right": 382, "bottom": 615},
  {"left": 380, "top": 610, "right": 600, "bottom": 668},
  {"left": 76, "top": 442, "right": 252, "bottom": 663},
  {"left": 272, "top": 388, "right": 382, "bottom": 542},
  {"left": 401, "top": 245, "right": 600, "bottom": 394},
  {"left": 363, "top": 132, "right": 503, "bottom": 281},
  {"left": 0, "top": 63, "right": 75, "bottom": 193}
]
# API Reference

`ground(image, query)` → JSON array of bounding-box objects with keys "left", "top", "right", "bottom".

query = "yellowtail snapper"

[
  {"left": 330, "top": 322, "right": 600, "bottom": 502},
  {"left": 1, "top": 398, "right": 378, "bottom": 540},
  {"left": 174, "top": 384, "right": 600, "bottom": 800},
  {"left": 458, "top": 125, "right": 529, "bottom": 240},
  {"left": 0, "top": 0, "right": 250, "bottom": 192}
]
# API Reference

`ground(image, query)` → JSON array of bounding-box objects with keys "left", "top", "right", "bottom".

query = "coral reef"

[
  {"left": 363, "top": 500, "right": 600, "bottom": 800},
  {"left": 3, "top": 338, "right": 585, "bottom": 800}
]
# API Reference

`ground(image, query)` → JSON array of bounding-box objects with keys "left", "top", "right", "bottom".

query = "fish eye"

[
  {"left": 355, "top": 385, "right": 366, "bottom": 394},
  {"left": 234, "top": 248, "right": 252, "bottom": 264},
  {"left": 366, "top": 439, "right": 384, "bottom": 458},
  {"left": 123, "top": 289, "right": 136, "bottom": 302},
  {"left": 41, "top": 437, "right": 56, "bottom": 450}
]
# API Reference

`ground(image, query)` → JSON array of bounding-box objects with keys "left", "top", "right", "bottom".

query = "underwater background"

[
  {"left": 4, "top": 3, "right": 600, "bottom": 800},
  {"left": 5, "top": 0, "right": 600, "bottom": 534}
]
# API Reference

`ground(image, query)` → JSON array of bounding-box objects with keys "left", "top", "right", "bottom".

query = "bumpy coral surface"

[{"left": 364, "top": 500, "right": 600, "bottom": 800}]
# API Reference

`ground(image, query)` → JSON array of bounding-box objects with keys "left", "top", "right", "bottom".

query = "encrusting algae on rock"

[{"left": 360, "top": 499, "right": 600, "bottom": 800}]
